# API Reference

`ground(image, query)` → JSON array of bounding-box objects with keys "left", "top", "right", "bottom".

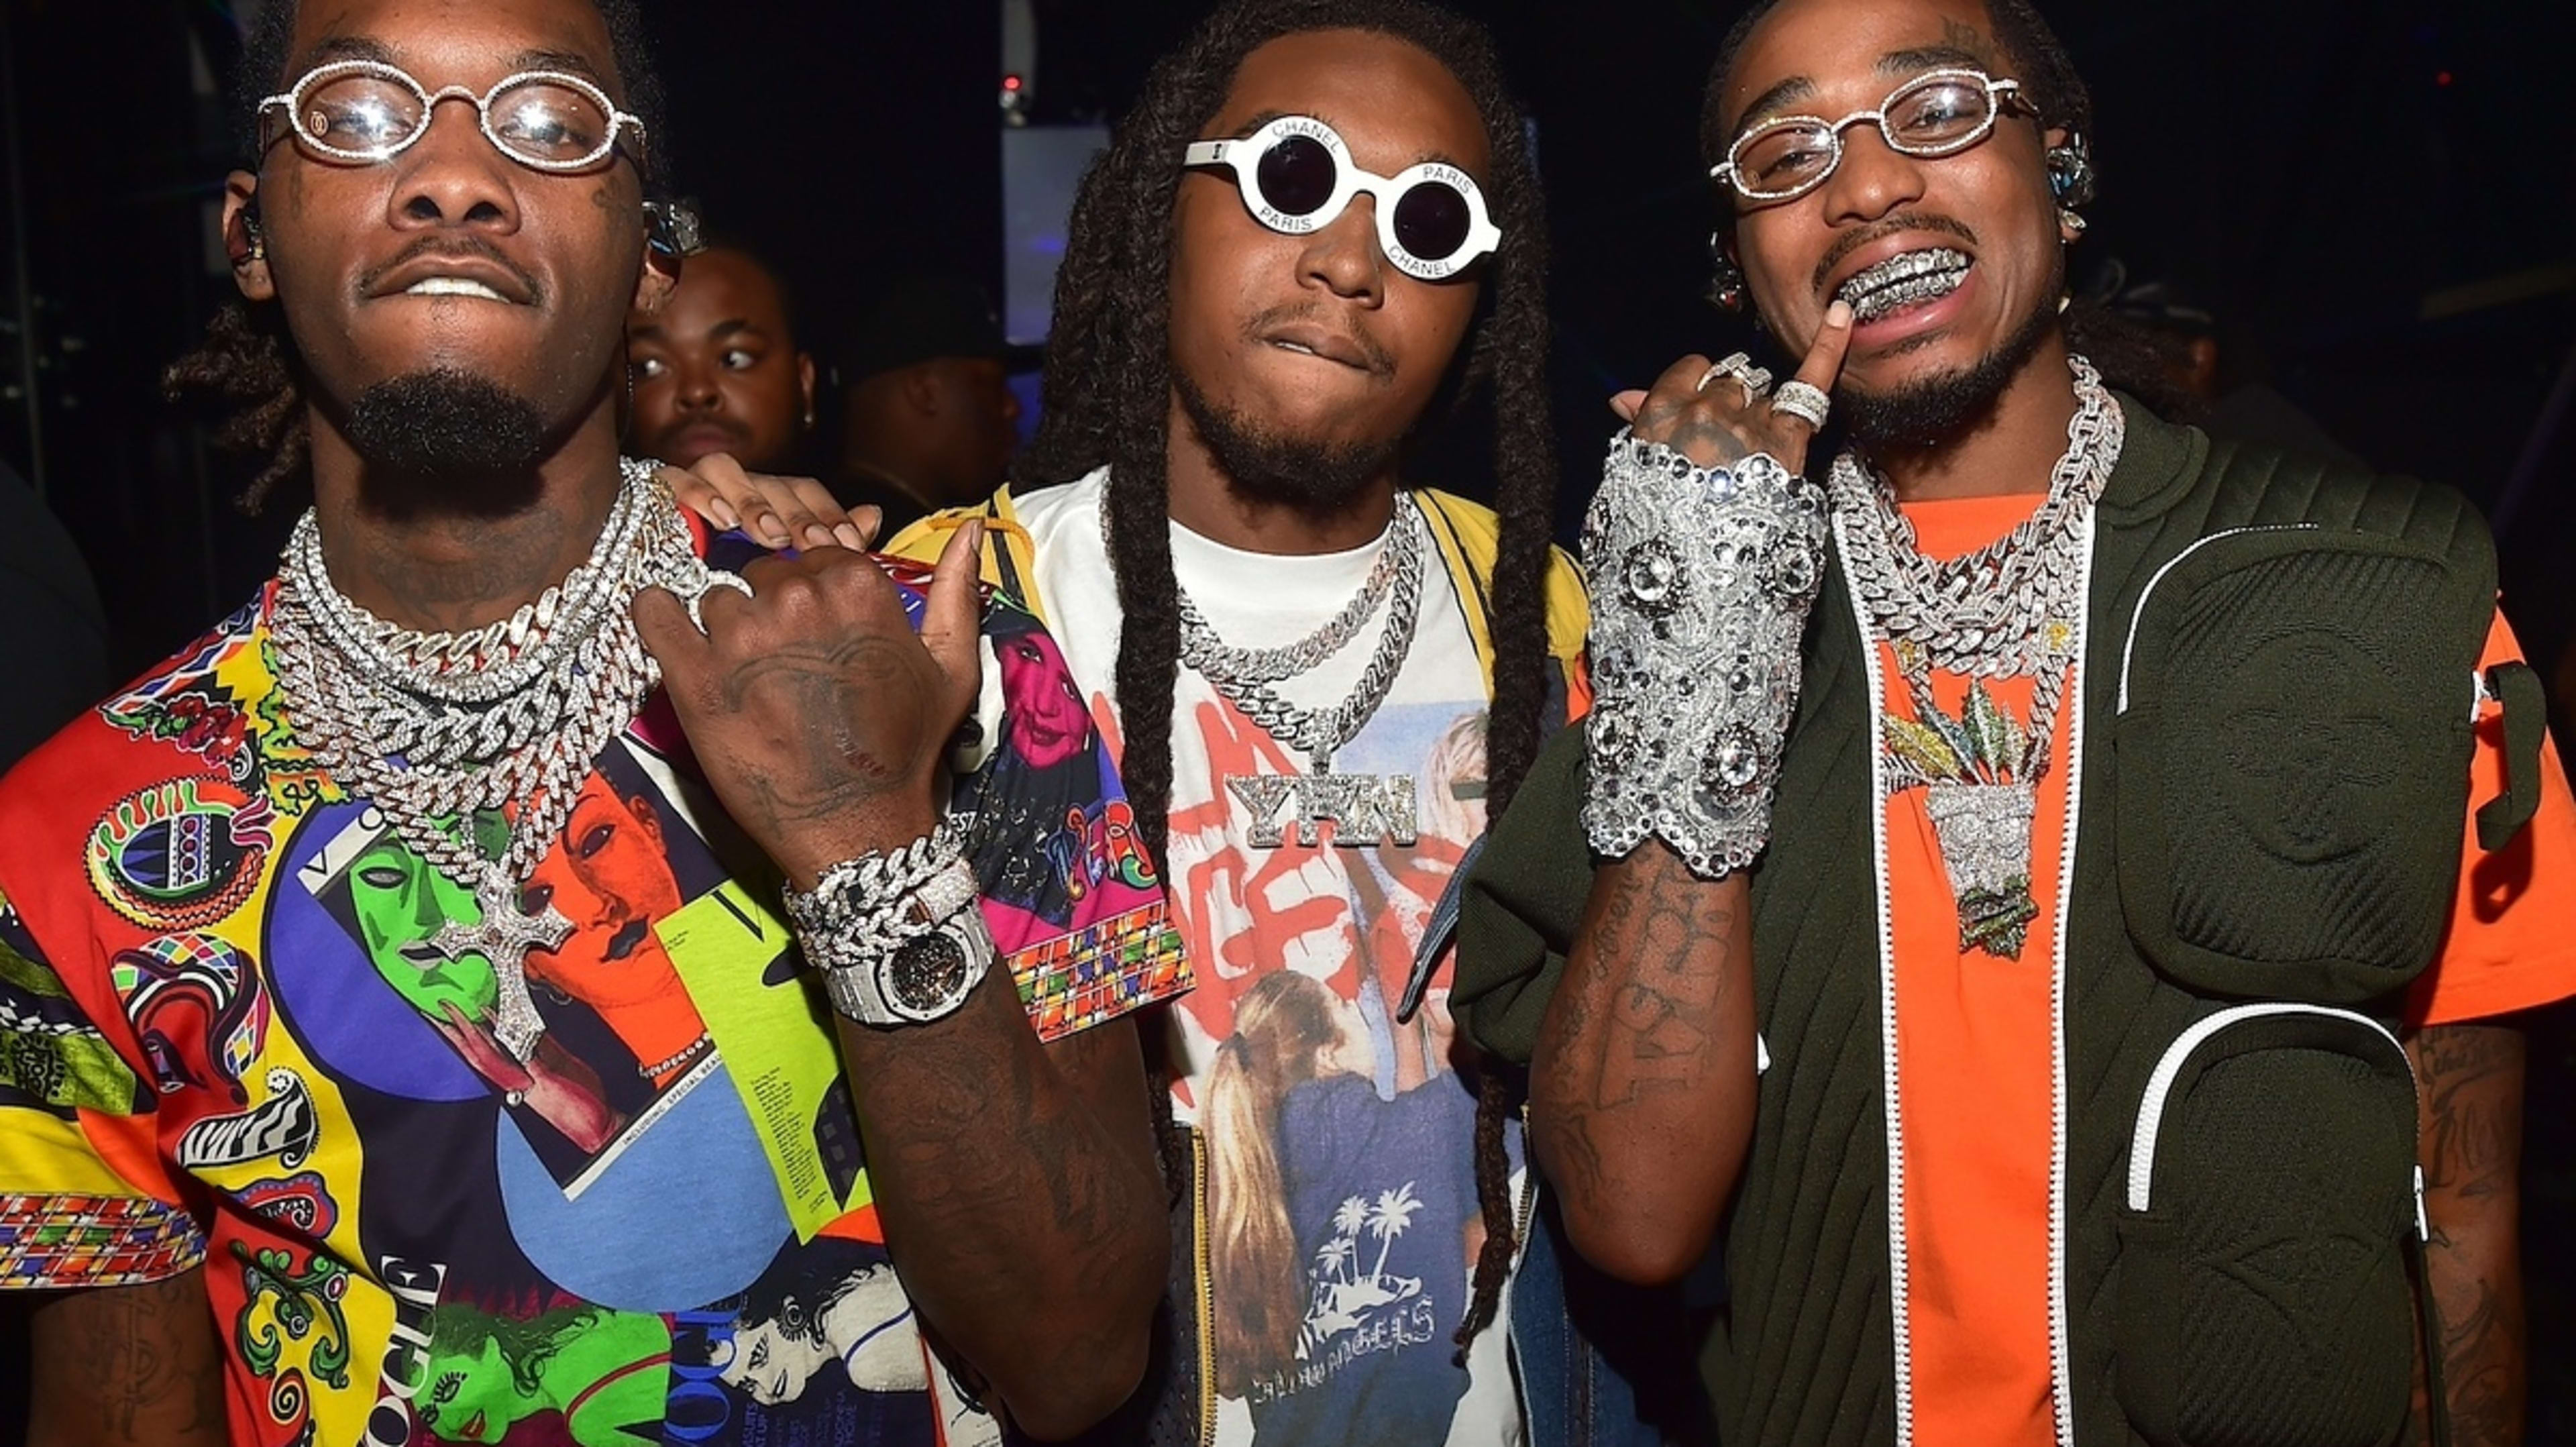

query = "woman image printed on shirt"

[
  {"left": 314, "top": 741, "right": 727, "bottom": 1187},
  {"left": 517, "top": 766, "right": 716, "bottom": 1089},
  {"left": 717, "top": 1256, "right": 924, "bottom": 1403},
  {"left": 954, "top": 604, "right": 1164, "bottom": 941},
  {"left": 413, "top": 1294, "right": 672, "bottom": 1445},
  {"left": 1204, "top": 969, "right": 1476, "bottom": 1438}
]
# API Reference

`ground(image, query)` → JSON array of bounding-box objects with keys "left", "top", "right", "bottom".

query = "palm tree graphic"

[
  {"left": 1365, "top": 1183, "right": 1423, "bottom": 1283},
  {"left": 1316, "top": 1236, "right": 1357, "bottom": 1288},
  {"left": 1333, "top": 1196, "right": 1368, "bottom": 1260}
]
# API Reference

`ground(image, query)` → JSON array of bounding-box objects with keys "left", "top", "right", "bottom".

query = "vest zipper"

[
  {"left": 2045, "top": 509, "right": 2099, "bottom": 1447},
  {"left": 1837, "top": 503, "right": 2098, "bottom": 1447},
  {"left": 2123, "top": 1002, "right": 2414, "bottom": 1213},
  {"left": 1835, "top": 513, "right": 1917, "bottom": 1447},
  {"left": 2116, "top": 525, "right": 2318, "bottom": 713},
  {"left": 1192, "top": 1127, "right": 1218, "bottom": 1447}
]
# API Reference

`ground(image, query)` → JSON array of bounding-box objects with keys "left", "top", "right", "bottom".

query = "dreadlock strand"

[
  {"left": 1455, "top": 1067, "right": 1517, "bottom": 1352},
  {"left": 164, "top": 298, "right": 309, "bottom": 514}
]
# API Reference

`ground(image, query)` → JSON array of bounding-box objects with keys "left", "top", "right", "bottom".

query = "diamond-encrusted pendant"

[
  {"left": 1925, "top": 780, "right": 2040, "bottom": 958},
  {"left": 1226, "top": 771, "right": 1419, "bottom": 849}
]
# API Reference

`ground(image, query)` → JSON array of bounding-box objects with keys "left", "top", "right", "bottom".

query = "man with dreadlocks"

[
  {"left": 1454, "top": 1, "right": 2576, "bottom": 1445},
  {"left": 877, "top": 1, "right": 1599, "bottom": 1441},
  {"left": 0, "top": 1, "right": 1193, "bottom": 1444}
]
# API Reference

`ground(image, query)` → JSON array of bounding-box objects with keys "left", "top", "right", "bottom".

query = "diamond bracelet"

[
  {"left": 780, "top": 823, "right": 977, "bottom": 965},
  {"left": 1578, "top": 431, "right": 1829, "bottom": 879}
]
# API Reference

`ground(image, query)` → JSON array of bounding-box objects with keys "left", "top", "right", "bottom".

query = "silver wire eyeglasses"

[
  {"left": 1711, "top": 68, "right": 2030, "bottom": 205},
  {"left": 258, "top": 60, "right": 649, "bottom": 173}
]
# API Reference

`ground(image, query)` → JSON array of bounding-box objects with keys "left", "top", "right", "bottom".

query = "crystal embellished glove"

[{"left": 1580, "top": 431, "right": 1829, "bottom": 879}]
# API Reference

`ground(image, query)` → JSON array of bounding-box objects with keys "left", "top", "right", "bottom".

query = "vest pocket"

[
  {"left": 2114, "top": 1003, "right": 2422, "bottom": 1447},
  {"left": 2112, "top": 525, "right": 2481, "bottom": 1005}
]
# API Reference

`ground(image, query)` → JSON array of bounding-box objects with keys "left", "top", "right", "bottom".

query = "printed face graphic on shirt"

[
  {"left": 347, "top": 835, "right": 497, "bottom": 1026},
  {"left": 522, "top": 778, "right": 709, "bottom": 1083},
  {"left": 416, "top": 1300, "right": 671, "bottom": 1446},
  {"left": 996, "top": 627, "right": 1091, "bottom": 770},
  {"left": 720, "top": 1261, "right": 922, "bottom": 1403}
]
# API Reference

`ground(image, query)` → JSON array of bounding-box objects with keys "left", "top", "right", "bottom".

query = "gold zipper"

[
  {"left": 1192, "top": 1125, "right": 1218, "bottom": 1447},
  {"left": 1511, "top": 1101, "right": 1540, "bottom": 1253}
]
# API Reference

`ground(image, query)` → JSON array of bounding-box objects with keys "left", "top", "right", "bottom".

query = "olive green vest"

[{"left": 1456, "top": 400, "right": 2551, "bottom": 1447}]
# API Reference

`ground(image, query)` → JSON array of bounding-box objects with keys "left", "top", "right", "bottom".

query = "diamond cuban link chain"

[
  {"left": 269, "top": 458, "right": 749, "bottom": 1055},
  {"left": 1114, "top": 490, "right": 1428, "bottom": 847},
  {"left": 1825, "top": 355, "right": 2124, "bottom": 956}
]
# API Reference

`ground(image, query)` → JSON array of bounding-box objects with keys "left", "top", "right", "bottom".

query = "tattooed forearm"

[
  {"left": 834, "top": 978, "right": 1167, "bottom": 1438},
  {"left": 1530, "top": 844, "right": 1756, "bottom": 1283},
  {"left": 2408, "top": 1022, "right": 2526, "bottom": 1447},
  {"left": 24, "top": 1269, "right": 228, "bottom": 1446}
]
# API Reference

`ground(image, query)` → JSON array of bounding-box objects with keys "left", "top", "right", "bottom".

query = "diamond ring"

[
  {"left": 685, "top": 570, "right": 754, "bottom": 632},
  {"left": 1771, "top": 380, "right": 1831, "bottom": 430},
  {"left": 1696, "top": 353, "right": 1770, "bottom": 405}
]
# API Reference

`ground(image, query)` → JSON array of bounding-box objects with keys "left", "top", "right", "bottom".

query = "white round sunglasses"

[{"left": 1183, "top": 115, "right": 1501, "bottom": 281}]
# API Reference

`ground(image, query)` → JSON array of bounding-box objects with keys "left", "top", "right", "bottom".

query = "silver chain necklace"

[
  {"left": 270, "top": 458, "right": 742, "bottom": 1056},
  {"left": 1105, "top": 487, "right": 1426, "bottom": 848},
  {"left": 1827, "top": 355, "right": 2123, "bottom": 956},
  {"left": 1175, "top": 496, "right": 1424, "bottom": 771}
]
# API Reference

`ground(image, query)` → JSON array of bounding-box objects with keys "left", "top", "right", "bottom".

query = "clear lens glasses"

[
  {"left": 1183, "top": 115, "right": 1502, "bottom": 281},
  {"left": 259, "top": 60, "right": 647, "bottom": 173},
  {"left": 1713, "top": 69, "right": 2024, "bottom": 204}
]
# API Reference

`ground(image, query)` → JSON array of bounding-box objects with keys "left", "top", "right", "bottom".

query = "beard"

[
  {"left": 342, "top": 368, "right": 552, "bottom": 518},
  {"left": 1173, "top": 368, "right": 1400, "bottom": 519},
  {"left": 1834, "top": 258, "right": 2066, "bottom": 453}
]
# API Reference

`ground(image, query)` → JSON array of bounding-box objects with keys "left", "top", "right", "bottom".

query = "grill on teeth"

[{"left": 1835, "top": 248, "right": 1972, "bottom": 323}]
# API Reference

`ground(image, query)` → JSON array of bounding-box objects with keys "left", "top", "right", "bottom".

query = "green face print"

[
  {"left": 347, "top": 833, "right": 496, "bottom": 1025},
  {"left": 417, "top": 1303, "right": 671, "bottom": 1446},
  {"left": 416, "top": 1335, "right": 537, "bottom": 1444}
]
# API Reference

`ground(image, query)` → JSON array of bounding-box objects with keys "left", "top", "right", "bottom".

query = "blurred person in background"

[
  {"left": 836, "top": 276, "right": 1024, "bottom": 537},
  {"left": 626, "top": 241, "right": 818, "bottom": 473},
  {"left": 0, "top": 459, "right": 109, "bottom": 771}
]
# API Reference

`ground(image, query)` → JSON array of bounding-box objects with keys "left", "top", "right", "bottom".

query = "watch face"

[{"left": 884, "top": 925, "right": 975, "bottom": 1018}]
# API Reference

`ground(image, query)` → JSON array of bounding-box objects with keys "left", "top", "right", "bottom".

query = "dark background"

[{"left": 0, "top": 0, "right": 2570, "bottom": 1437}]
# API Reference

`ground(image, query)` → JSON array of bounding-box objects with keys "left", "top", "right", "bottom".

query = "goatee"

[
  {"left": 1835, "top": 270, "right": 2064, "bottom": 452},
  {"left": 1175, "top": 370, "right": 1398, "bottom": 519},
  {"left": 343, "top": 369, "right": 551, "bottom": 518}
]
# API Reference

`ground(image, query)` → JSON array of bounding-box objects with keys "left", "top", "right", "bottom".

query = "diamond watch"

[{"left": 782, "top": 828, "right": 995, "bottom": 1027}]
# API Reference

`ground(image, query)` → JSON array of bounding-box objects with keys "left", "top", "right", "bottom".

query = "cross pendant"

[
  {"left": 427, "top": 867, "right": 574, "bottom": 1063},
  {"left": 1226, "top": 772, "right": 1419, "bottom": 849}
]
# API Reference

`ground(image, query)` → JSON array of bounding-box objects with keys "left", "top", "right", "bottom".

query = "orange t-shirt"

[{"left": 1882, "top": 494, "right": 2576, "bottom": 1447}]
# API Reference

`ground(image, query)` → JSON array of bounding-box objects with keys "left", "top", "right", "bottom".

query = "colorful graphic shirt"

[
  {"left": 1005, "top": 473, "right": 1545, "bottom": 1447},
  {"left": 0, "top": 529, "right": 1191, "bottom": 1447}
]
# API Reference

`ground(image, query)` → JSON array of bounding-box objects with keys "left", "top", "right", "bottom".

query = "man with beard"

[
  {"left": 0, "top": 1, "right": 1189, "bottom": 1444},
  {"left": 1454, "top": 1, "right": 2576, "bottom": 1445},
  {"left": 878, "top": 3, "right": 1654, "bottom": 1441}
]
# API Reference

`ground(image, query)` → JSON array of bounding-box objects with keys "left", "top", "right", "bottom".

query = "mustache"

[
  {"left": 1240, "top": 303, "right": 1396, "bottom": 377},
  {"left": 1811, "top": 211, "right": 1980, "bottom": 296},
  {"left": 358, "top": 235, "right": 545, "bottom": 303}
]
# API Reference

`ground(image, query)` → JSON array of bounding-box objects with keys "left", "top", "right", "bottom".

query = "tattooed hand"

[
  {"left": 1611, "top": 298, "right": 1854, "bottom": 476},
  {"left": 634, "top": 523, "right": 987, "bottom": 886}
]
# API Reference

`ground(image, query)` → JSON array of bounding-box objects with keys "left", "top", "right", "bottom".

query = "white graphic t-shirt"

[{"left": 1016, "top": 472, "right": 1525, "bottom": 1447}]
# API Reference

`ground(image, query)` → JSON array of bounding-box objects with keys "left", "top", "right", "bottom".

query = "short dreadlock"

[
  {"left": 164, "top": 0, "right": 667, "bottom": 513},
  {"left": 1016, "top": 0, "right": 1557, "bottom": 1358}
]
